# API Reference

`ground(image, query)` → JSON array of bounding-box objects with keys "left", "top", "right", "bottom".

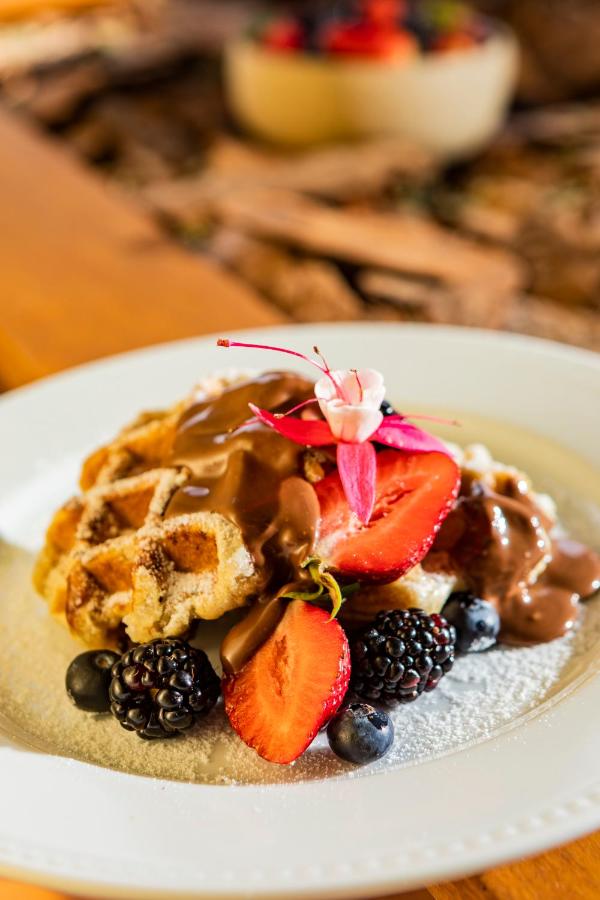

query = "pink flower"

[
  {"left": 218, "top": 339, "right": 455, "bottom": 525},
  {"left": 315, "top": 368, "right": 384, "bottom": 443}
]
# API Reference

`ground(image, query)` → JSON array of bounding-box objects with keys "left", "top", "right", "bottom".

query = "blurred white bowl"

[{"left": 225, "top": 24, "right": 518, "bottom": 158}]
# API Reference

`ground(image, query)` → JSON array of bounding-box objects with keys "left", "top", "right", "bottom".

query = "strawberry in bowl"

[
  {"left": 252, "top": 0, "right": 491, "bottom": 61},
  {"left": 322, "top": 0, "right": 418, "bottom": 62}
]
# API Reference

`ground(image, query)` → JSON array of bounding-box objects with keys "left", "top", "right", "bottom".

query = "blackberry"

[
  {"left": 350, "top": 608, "right": 456, "bottom": 703},
  {"left": 109, "top": 638, "right": 220, "bottom": 740}
]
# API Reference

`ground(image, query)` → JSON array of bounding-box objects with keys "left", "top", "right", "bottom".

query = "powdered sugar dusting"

[{"left": 377, "top": 605, "right": 600, "bottom": 772}]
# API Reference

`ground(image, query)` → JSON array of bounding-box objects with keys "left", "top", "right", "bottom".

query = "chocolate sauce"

[
  {"left": 501, "top": 539, "right": 600, "bottom": 647},
  {"left": 427, "top": 478, "right": 600, "bottom": 645},
  {"left": 544, "top": 538, "right": 600, "bottom": 597},
  {"left": 499, "top": 583, "right": 579, "bottom": 647},
  {"left": 220, "top": 596, "right": 286, "bottom": 676},
  {"left": 164, "top": 372, "right": 324, "bottom": 672},
  {"left": 166, "top": 371, "right": 320, "bottom": 579}
]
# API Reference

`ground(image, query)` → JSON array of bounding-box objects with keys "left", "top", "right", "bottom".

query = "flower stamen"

[
  {"left": 352, "top": 369, "right": 364, "bottom": 403},
  {"left": 218, "top": 338, "right": 349, "bottom": 402},
  {"left": 217, "top": 338, "right": 327, "bottom": 373},
  {"left": 313, "top": 345, "right": 349, "bottom": 402},
  {"left": 404, "top": 413, "right": 461, "bottom": 427},
  {"left": 274, "top": 397, "right": 319, "bottom": 419}
]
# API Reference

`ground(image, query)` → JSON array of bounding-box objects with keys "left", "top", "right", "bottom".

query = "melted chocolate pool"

[{"left": 427, "top": 478, "right": 600, "bottom": 645}]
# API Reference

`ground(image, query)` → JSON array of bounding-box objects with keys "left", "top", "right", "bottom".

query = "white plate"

[{"left": 1, "top": 323, "right": 599, "bottom": 899}]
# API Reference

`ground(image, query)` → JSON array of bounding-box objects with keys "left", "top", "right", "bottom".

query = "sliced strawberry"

[
  {"left": 262, "top": 17, "right": 305, "bottom": 52},
  {"left": 362, "top": 0, "right": 406, "bottom": 28},
  {"left": 315, "top": 449, "right": 460, "bottom": 583},
  {"left": 223, "top": 600, "right": 350, "bottom": 764},
  {"left": 323, "top": 22, "right": 417, "bottom": 60}
]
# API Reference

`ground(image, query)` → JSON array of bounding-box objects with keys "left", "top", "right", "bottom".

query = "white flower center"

[{"left": 315, "top": 368, "right": 385, "bottom": 443}]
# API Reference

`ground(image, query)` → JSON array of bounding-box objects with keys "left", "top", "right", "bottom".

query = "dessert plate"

[{"left": 1, "top": 323, "right": 599, "bottom": 898}]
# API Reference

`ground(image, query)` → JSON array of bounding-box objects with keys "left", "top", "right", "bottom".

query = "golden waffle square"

[{"left": 34, "top": 380, "right": 261, "bottom": 647}]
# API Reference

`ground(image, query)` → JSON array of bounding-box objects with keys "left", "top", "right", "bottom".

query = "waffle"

[
  {"left": 340, "top": 565, "right": 460, "bottom": 629},
  {"left": 33, "top": 375, "right": 260, "bottom": 648}
]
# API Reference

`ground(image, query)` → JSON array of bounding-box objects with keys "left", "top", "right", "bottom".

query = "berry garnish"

[
  {"left": 222, "top": 600, "right": 350, "bottom": 764},
  {"left": 322, "top": 22, "right": 418, "bottom": 60},
  {"left": 262, "top": 16, "right": 305, "bottom": 52},
  {"left": 327, "top": 702, "right": 394, "bottom": 764},
  {"left": 66, "top": 650, "right": 120, "bottom": 713},
  {"left": 315, "top": 449, "right": 460, "bottom": 582},
  {"left": 362, "top": 0, "right": 406, "bottom": 28},
  {"left": 380, "top": 399, "right": 397, "bottom": 417},
  {"left": 442, "top": 592, "right": 500, "bottom": 653},
  {"left": 109, "top": 638, "right": 220, "bottom": 740},
  {"left": 351, "top": 608, "right": 456, "bottom": 703}
]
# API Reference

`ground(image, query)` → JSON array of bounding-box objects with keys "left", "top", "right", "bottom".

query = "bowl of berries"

[{"left": 225, "top": 0, "right": 518, "bottom": 157}]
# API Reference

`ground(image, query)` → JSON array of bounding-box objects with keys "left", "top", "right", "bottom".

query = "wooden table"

[{"left": 0, "top": 106, "right": 599, "bottom": 900}]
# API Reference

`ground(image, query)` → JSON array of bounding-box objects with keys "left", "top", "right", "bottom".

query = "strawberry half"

[
  {"left": 315, "top": 449, "right": 460, "bottom": 583},
  {"left": 362, "top": 0, "right": 406, "bottom": 28},
  {"left": 262, "top": 17, "right": 305, "bottom": 52},
  {"left": 222, "top": 600, "right": 350, "bottom": 764},
  {"left": 322, "top": 22, "right": 418, "bottom": 60}
]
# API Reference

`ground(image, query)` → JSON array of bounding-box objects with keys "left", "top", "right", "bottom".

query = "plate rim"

[
  {"left": 3, "top": 322, "right": 599, "bottom": 408},
  {"left": 1, "top": 773, "right": 600, "bottom": 900}
]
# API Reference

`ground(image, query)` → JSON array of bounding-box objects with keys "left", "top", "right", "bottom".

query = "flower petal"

[
  {"left": 315, "top": 368, "right": 386, "bottom": 443},
  {"left": 336, "top": 441, "right": 377, "bottom": 524},
  {"left": 322, "top": 402, "right": 383, "bottom": 443},
  {"left": 249, "top": 404, "right": 335, "bottom": 446},
  {"left": 338, "top": 368, "right": 386, "bottom": 407},
  {"left": 374, "top": 416, "right": 452, "bottom": 456}
]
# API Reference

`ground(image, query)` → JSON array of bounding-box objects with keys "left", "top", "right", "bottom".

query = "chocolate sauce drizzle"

[
  {"left": 166, "top": 371, "right": 320, "bottom": 577},
  {"left": 426, "top": 477, "right": 600, "bottom": 646}
]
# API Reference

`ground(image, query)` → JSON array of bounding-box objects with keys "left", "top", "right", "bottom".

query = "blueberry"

[
  {"left": 379, "top": 399, "right": 397, "bottom": 417},
  {"left": 442, "top": 593, "right": 500, "bottom": 653},
  {"left": 327, "top": 703, "right": 394, "bottom": 764},
  {"left": 66, "top": 650, "right": 120, "bottom": 713}
]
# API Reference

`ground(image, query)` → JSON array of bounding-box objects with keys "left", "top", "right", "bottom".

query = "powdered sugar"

[{"left": 377, "top": 606, "right": 600, "bottom": 771}]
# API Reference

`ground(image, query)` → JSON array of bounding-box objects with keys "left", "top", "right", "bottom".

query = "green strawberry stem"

[
  {"left": 282, "top": 557, "right": 356, "bottom": 620},
  {"left": 280, "top": 582, "right": 324, "bottom": 602}
]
